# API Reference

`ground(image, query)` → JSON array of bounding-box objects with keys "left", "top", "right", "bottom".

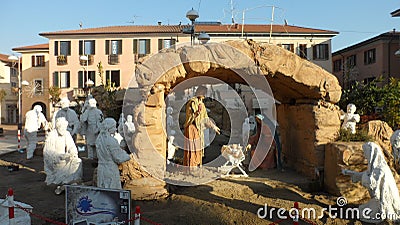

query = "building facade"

[
  {"left": 11, "top": 44, "right": 50, "bottom": 120},
  {"left": 13, "top": 23, "right": 338, "bottom": 120},
  {"left": 332, "top": 31, "right": 400, "bottom": 89},
  {"left": 0, "top": 54, "right": 19, "bottom": 124}
]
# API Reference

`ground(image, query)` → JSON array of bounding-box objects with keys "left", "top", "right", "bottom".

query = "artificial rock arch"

[{"left": 122, "top": 40, "right": 342, "bottom": 200}]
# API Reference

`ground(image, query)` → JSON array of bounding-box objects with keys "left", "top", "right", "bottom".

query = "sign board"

[{"left": 65, "top": 185, "right": 131, "bottom": 225}]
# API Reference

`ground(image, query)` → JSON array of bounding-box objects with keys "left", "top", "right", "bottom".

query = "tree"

[
  {"left": 0, "top": 89, "right": 6, "bottom": 102},
  {"left": 339, "top": 77, "right": 400, "bottom": 129},
  {"left": 49, "top": 86, "right": 61, "bottom": 107}
]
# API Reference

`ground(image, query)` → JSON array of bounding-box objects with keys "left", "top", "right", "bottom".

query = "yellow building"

[{"left": 13, "top": 23, "right": 337, "bottom": 120}]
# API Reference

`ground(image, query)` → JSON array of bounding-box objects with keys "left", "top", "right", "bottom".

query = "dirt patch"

[{"left": 0, "top": 150, "right": 392, "bottom": 225}]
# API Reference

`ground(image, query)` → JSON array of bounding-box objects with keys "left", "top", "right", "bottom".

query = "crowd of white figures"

[{"left": 23, "top": 96, "right": 135, "bottom": 193}]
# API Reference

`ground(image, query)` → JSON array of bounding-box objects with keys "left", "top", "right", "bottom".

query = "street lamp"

[
  {"left": 8, "top": 55, "right": 24, "bottom": 152},
  {"left": 79, "top": 55, "right": 89, "bottom": 93},
  {"left": 198, "top": 32, "right": 210, "bottom": 44},
  {"left": 186, "top": 8, "right": 199, "bottom": 45},
  {"left": 86, "top": 79, "right": 94, "bottom": 95}
]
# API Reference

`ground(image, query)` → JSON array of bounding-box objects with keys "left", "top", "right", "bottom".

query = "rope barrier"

[{"left": 15, "top": 204, "right": 67, "bottom": 225}]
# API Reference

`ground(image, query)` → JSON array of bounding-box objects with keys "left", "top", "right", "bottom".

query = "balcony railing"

[
  {"left": 80, "top": 55, "right": 94, "bottom": 66},
  {"left": 108, "top": 54, "right": 120, "bottom": 65},
  {"left": 73, "top": 88, "right": 86, "bottom": 98},
  {"left": 57, "top": 55, "right": 68, "bottom": 65}
]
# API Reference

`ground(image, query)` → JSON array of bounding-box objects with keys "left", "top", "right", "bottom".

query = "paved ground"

[{"left": 0, "top": 124, "right": 45, "bottom": 156}]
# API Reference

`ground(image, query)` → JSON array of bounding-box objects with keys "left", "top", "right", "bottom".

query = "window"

[
  {"left": 364, "top": 49, "right": 376, "bottom": 65},
  {"left": 54, "top": 41, "right": 71, "bottom": 56},
  {"left": 31, "top": 55, "right": 45, "bottom": 67},
  {"left": 158, "top": 39, "right": 176, "bottom": 50},
  {"left": 363, "top": 77, "right": 375, "bottom": 85},
  {"left": 346, "top": 55, "right": 356, "bottom": 67},
  {"left": 105, "top": 40, "right": 122, "bottom": 55},
  {"left": 312, "top": 44, "right": 329, "bottom": 60},
  {"left": 53, "top": 71, "right": 70, "bottom": 88},
  {"left": 333, "top": 59, "right": 342, "bottom": 72},
  {"left": 10, "top": 68, "right": 17, "bottom": 77},
  {"left": 78, "top": 71, "right": 96, "bottom": 88},
  {"left": 79, "top": 40, "right": 96, "bottom": 55},
  {"left": 34, "top": 79, "right": 43, "bottom": 95},
  {"left": 133, "top": 39, "right": 150, "bottom": 57},
  {"left": 298, "top": 44, "right": 307, "bottom": 59},
  {"left": 281, "top": 44, "right": 294, "bottom": 52},
  {"left": 106, "top": 70, "right": 120, "bottom": 87}
]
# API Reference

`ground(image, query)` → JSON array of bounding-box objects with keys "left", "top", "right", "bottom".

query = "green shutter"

[
  {"left": 145, "top": 39, "right": 150, "bottom": 54},
  {"left": 105, "top": 40, "right": 110, "bottom": 55},
  {"left": 67, "top": 41, "right": 71, "bottom": 55},
  {"left": 158, "top": 39, "right": 163, "bottom": 50},
  {"left": 79, "top": 41, "right": 83, "bottom": 55},
  {"left": 78, "top": 71, "right": 83, "bottom": 88},
  {"left": 133, "top": 39, "right": 138, "bottom": 54},
  {"left": 53, "top": 72, "right": 59, "bottom": 87},
  {"left": 118, "top": 40, "right": 122, "bottom": 55},
  {"left": 54, "top": 41, "right": 58, "bottom": 56},
  {"left": 66, "top": 72, "right": 70, "bottom": 88}
]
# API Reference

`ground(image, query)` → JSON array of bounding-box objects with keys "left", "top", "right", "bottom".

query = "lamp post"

[
  {"left": 86, "top": 79, "right": 94, "bottom": 95},
  {"left": 186, "top": 8, "right": 199, "bottom": 45},
  {"left": 79, "top": 55, "right": 89, "bottom": 94},
  {"left": 8, "top": 55, "right": 23, "bottom": 152}
]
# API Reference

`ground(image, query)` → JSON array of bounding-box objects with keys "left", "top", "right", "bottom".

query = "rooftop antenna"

[
  {"left": 241, "top": 5, "right": 279, "bottom": 43},
  {"left": 79, "top": 21, "right": 83, "bottom": 29},
  {"left": 127, "top": 15, "right": 140, "bottom": 24},
  {"left": 230, "top": 0, "right": 235, "bottom": 24}
]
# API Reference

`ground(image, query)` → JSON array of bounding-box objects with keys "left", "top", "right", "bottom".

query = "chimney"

[{"left": 158, "top": 21, "right": 162, "bottom": 26}]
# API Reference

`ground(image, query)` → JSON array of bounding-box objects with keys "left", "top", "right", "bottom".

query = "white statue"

[
  {"left": 43, "top": 117, "right": 82, "bottom": 186},
  {"left": 166, "top": 106, "right": 174, "bottom": 136},
  {"left": 342, "top": 142, "right": 400, "bottom": 223},
  {"left": 53, "top": 97, "right": 80, "bottom": 139},
  {"left": 340, "top": 103, "right": 360, "bottom": 134},
  {"left": 24, "top": 105, "right": 48, "bottom": 159},
  {"left": 167, "top": 130, "right": 177, "bottom": 164},
  {"left": 220, "top": 144, "right": 248, "bottom": 177},
  {"left": 390, "top": 130, "right": 400, "bottom": 170},
  {"left": 242, "top": 117, "right": 251, "bottom": 147},
  {"left": 95, "top": 118, "right": 131, "bottom": 189},
  {"left": 80, "top": 98, "right": 103, "bottom": 159}
]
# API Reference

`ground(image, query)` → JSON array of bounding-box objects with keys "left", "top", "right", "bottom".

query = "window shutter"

[
  {"left": 325, "top": 46, "right": 329, "bottom": 60},
  {"left": 105, "top": 40, "right": 110, "bottom": 55},
  {"left": 158, "top": 39, "right": 163, "bottom": 50},
  {"left": 89, "top": 71, "right": 95, "bottom": 84},
  {"left": 92, "top": 41, "right": 96, "bottom": 55},
  {"left": 171, "top": 39, "right": 176, "bottom": 46},
  {"left": 145, "top": 40, "right": 150, "bottom": 54},
  {"left": 118, "top": 40, "right": 122, "bottom": 55},
  {"left": 53, "top": 72, "right": 59, "bottom": 87},
  {"left": 54, "top": 41, "right": 59, "bottom": 56},
  {"left": 106, "top": 70, "right": 110, "bottom": 84},
  {"left": 133, "top": 39, "right": 138, "bottom": 54},
  {"left": 31, "top": 56, "right": 35, "bottom": 67},
  {"left": 79, "top": 41, "right": 83, "bottom": 55},
  {"left": 67, "top": 42, "right": 71, "bottom": 55},
  {"left": 313, "top": 46, "right": 317, "bottom": 60},
  {"left": 78, "top": 71, "right": 83, "bottom": 88},
  {"left": 66, "top": 72, "right": 70, "bottom": 88}
]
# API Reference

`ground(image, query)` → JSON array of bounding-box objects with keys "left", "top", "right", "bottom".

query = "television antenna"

[{"left": 127, "top": 15, "right": 140, "bottom": 24}]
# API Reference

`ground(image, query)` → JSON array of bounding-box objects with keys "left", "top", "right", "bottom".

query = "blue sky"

[{"left": 1, "top": 0, "right": 399, "bottom": 55}]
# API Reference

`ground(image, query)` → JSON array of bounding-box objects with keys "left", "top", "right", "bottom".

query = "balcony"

[
  {"left": 108, "top": 54, "right": 120, "bottom": 65},
  {"left": 57, "top": 55, "right": 68, "bottom": 65},
  {"left": 73, "top": 88, "right": 86, "bottom": 98},
  {"left": 80, "top": 55, "right": 94, "bottom": 66}
]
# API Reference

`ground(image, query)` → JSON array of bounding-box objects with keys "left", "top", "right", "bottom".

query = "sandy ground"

[{"left": 0, "top": 127, "right": 394, "bottom": 225}]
